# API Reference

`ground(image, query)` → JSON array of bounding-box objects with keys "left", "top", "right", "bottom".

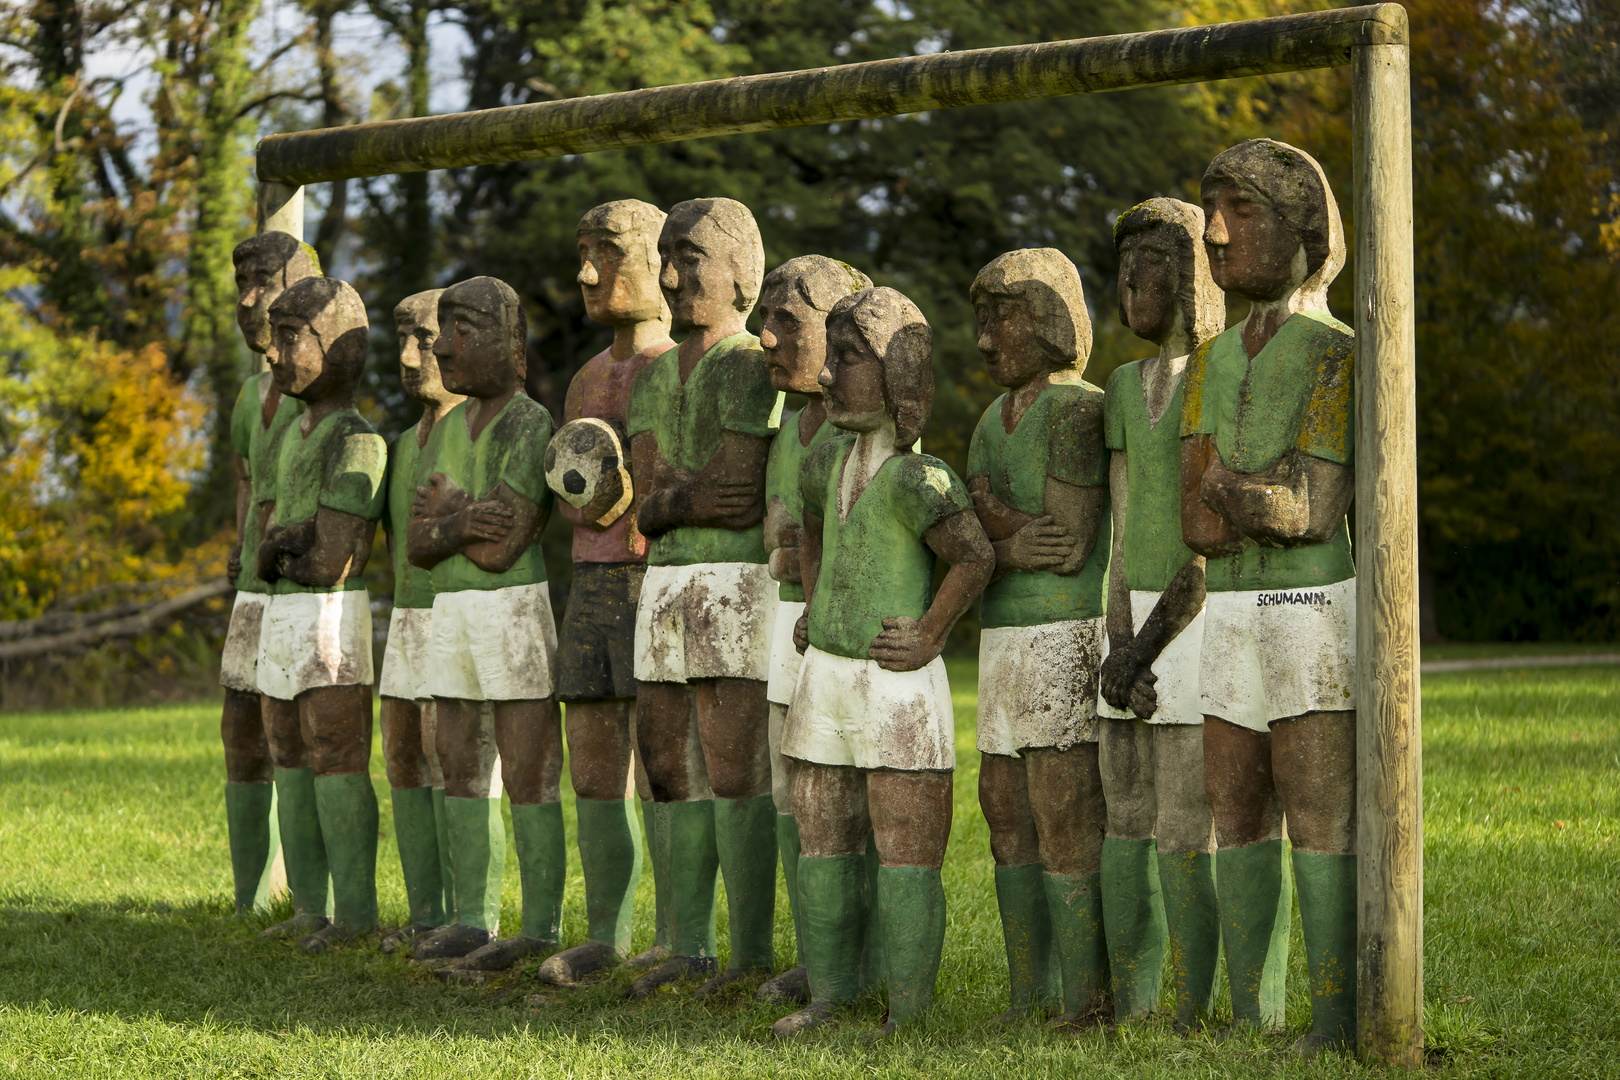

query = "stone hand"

[
  {"left": 1003, "top": 516, "right": 1076, "bottom": 572},
  {"left": 868, "top": 616, "right": 939, "bottom": 672},
  {"left": 969, "top": 476, "right": 1027, "bottom": 542},
  {"left": 1127, "top": 670, "right": 1159, "bottom": 719},
  {"left": 451, "top": 500, "right": 515, "bottom": 545},
  {"left": 227, "top": 544, "right": 242, "bottom": 583},
  {"left": 1099, "top": 643, "right": 1147, "bottom": 713},
  {"left": 687, "top": 477, "right": 762, "bottom": 523},
  {"left": 793, "top": 611, "right": 810, "bottom": 655},
  {"left": 579, "top": 467, "right": 626, "bottom": 527}
]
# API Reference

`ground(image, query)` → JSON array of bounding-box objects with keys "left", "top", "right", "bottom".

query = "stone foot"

[
  {"left": 693, "top": 965, "right": 771, "bottom": 1000},
  {"left": 535, "top": 942, "right": 620, "bottom": 986},
  {"left": 622, "top": 944, "right": 670, "bottom": 971},
  {"left": 771, "top": 999, "right": 841, "bottom": 1040},
  {"left": 412, "top": 924, "right": 493, "bottom": 960},
  {"left": 754, "top": 965, "right": 810, "bottom": 1005},
  {"left": 1289, "top": 1033, "right": 1350, "bottom": 1058},
  {"left": 626, "top": 956, "right": 717, "bottom": 1000},
  {"left": 300, "top": 922, "right": 358, "bottom": 955},
  {"left": 379, "top": 923, "right": 436, "bottom": 955},
  {"left": 259, "top": 913, "right": 329, "bottom": 941},
  {"left": 459, "top": 936, "right": 558, "bottom": 971}
]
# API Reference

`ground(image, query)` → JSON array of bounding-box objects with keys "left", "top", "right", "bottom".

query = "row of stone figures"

[{"left": 216, "top": 137, "right": 1357, "bottom": 1053}]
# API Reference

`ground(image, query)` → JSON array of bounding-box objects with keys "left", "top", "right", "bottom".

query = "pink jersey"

[{"left": 561, "top": 341, "right": 672, "bottom": 563}]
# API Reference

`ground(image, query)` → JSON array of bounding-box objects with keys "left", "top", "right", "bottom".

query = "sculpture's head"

[
  {"left": 970, "top": 248, "right": 1091, "bottom": 389},
  {"left": 577, "top": 199, "right": 670, "bottom": 328},
  {"left": 657, "top": 198, "right": 764, "bottom": 332},
  {"left": 821, "top": 286, "right": 932, "bottom": 449},
  {"left": 432, "top": 276, "right": 527, "bottom": 400},
  {"left": 1113, "top": 197, "right": 1225, "bottom": 351},
  {"left": 395, "top": 289, "right": 460, "bottom": 408},
  {"left": 234, "top": 232, "right": 321, "bottom": 354},
  {"left": 758, "top": 255, "right": 873, "bottom": 396},
  {"left": 265, "top": 277, "right": 368, "bottom": 403},
  {"left": 1201, "top": 139, "right": 1344, "bottom": 311}
]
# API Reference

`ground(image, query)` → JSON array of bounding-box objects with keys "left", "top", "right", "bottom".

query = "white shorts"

[
  {"left": 379, "top": 606, "right": 434, "bottom": 701},
  {"left": 766, "top": 600, "right": 806, "bottom": 705},
  {"left": 1199, "top": 576, "right": 1356, "bottom": 732},
  {"left": 255, "top": 590, "right": 375, "bottom": 702},
  {"left": 783, "top": 645, "right": 955, "bottom": 772},
  {"left": 1097, "top": 592, "right": 1205, "bottom": 726},
  {"left": 219, "top": 592, "right": 270, "bottom": 693},
  {"left": 977, "top": 619, "right": 1103, "bottom": 755},
  {"left": 633, "top": 562, "right": 777, "bottom": 684},
  {"left": 427, "top": 582, "right": 558, "bottom": 702}
]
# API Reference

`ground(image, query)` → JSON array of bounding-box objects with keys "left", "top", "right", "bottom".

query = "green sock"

[
  {"left": 576, "top": 797, "right": 642, "bottom": 952},
  {"left": 858, "top": 831, "right": 883, "bottom": 992},
  {"left": 878, "top": 865, "right": 946, "bottom": 1027},
  {"left": 511, "top": 801, "right": 566, "bottom": 943},
  {"left": 643, "top": 799, "right": 670, "bottom": 951},
  {"left": 313, "top": 773, "right": 379, "bottom": 934},
  {"left": 224, "top": 781, "right": 279, "bottom": 915},
  {"left": 994, "top": 863, "right": 1059, "bottom": 1012},
  {"left": 664, "top": 799, "right": 719, "bottom": 959},
  {"left": 1294, "top": 851, "right": 1357, "bottom": 1044},
  {"left": 273, "top": 767, "right": 330, "bottom": 917},
  {"left": 432, "top": 789, "right": 454, "bottom": 924},
  {"left": 799, "top": 854, "right": 867, "bottom": 1002},
  {"left": 1217, "top": 838, "right": 1292, "bottom": 1030},
  {"left": 391, "top": 786, "right": 446, "bottom": 928},
  {"left": 1101, "top": 837, "right": 1168, "bottom": 1020},
  {"left": 444, "top": 795, "right": 505, "bottom": 933},
  {"left": 714, "top": 793, "right": 777, "bottom": 970},
  {"left": 776, "top": 814, "right": 805, "bottom": 966},
  {"left": 1159, "top": 849, "right": 1220, "bottom": 1028},
  {"left": 1043, "top": 870, "right": 1107, "bottom": 1020}
]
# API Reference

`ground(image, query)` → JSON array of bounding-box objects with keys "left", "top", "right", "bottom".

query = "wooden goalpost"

[{"left": 253, "top": 3, "right": 1419, "bottom": 1063}]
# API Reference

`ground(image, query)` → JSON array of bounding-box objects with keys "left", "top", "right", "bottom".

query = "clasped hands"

[
  {"left": 1100, "top": 641, "right": 1159, "bottom": 719},
  {"left": 968, "top": 476, "right": 1076, "bottom": 572},
  {"left": 793, "top": 612, "right": 943, "bottom": 673},
  {"left": 413, "top": 474, "right": 513, "bottom": 546}
]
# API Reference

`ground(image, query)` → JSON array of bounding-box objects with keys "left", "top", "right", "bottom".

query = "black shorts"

[{"left": 554, "top": 562, "right": 645, "bottom": 702}]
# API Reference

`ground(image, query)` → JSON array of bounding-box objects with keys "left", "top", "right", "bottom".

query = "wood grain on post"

[
  {"left": 255, "top": 5, "right": 1405, "bottom": 185},
  {"left": 1352, "top": 9, "right": 1422, "bottom": 1066}
]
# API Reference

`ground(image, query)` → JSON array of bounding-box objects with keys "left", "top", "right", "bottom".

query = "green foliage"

[{"left": 0, "top": 661, "right": 1616, "bottom": 1075}]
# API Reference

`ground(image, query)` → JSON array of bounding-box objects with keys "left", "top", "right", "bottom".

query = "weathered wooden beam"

[
  {"left": 1351, "top": 9, "right": 1422, "bottom": 1066},
  {"left": 255, "top": 4, "right": 1406, "bottom": 185}
]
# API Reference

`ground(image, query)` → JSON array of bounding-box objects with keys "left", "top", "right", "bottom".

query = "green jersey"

[
  {"left": 800, "top": 439, "right": 972, "bottom": 659},
  {"left": 268, "top": 407, "right": 387, "bottom": 595},
  {"left": 1181, "top": 311, "right": 1356, "bottom": 592},
  {"left": 230, "top": 372, "right": 304, "bottom": 594},
  {"left": 421, "top": 393, "right": 556, "bottom": 594},
  {"left": 1104, "top": 360, "right": 1198, "bottom": 593},
  {"left": 765, "top": 409, "right": 839, "bottom": 603},
  {"left": 383, "top": 421, "right": 434, "bottom": 609},
  {"left": 967, "top": 382, "right": 1110, "bottom": 629},
  {"left": 626, "top": 333, "right": 783, "bottom": 567}
]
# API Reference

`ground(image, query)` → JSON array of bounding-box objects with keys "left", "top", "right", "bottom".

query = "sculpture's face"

[
  {"left": 658, "top": 213, "right": 739, "bottom": 332},
  {"left": 397, "top": 303, "right": 446, "bottom": 404},
  {"left": 433, "top": 286, "right": 518, "bottom": 399},
  {"left": 236, "top": 254, "right": 292, "bottom": 354},
  {"left": 975, "top": 292, "right": 1049, "bottom": 389},
  {"left": 1117, "top": 229, "right": 1183, "bottom": 346},
  {"left": 578, "top": 230, "right": 662, "bottom": 326},
  {"left": 759, "top": 282, "right": 828, "bottom": 396},
  {"left": 1202, "top": 182, "right": 1304, "bottom": 303},
  {"left": 820, "top": 323, "right": 887, "bottom": 433},
  {"left": 265, "top": 313, "right": 329, "bottom": 400}
]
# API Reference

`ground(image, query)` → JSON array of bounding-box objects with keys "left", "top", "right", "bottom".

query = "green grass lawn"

[{"left": 1, "top": 660, "right": 1616, "bottom": 1078}]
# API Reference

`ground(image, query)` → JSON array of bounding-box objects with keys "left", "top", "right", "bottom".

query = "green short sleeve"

[
  {"left": 891, "top": 454, "right": 971, "bottom": 538},
  {"left": 320, "top": 432, "right": 388, "bottom": 519},
  {"left": 717, "top": 343, "right": 781, "bottom": 439},
  {"left": 495, "top": 398, "right": 556, "bottom": 509},
  {"left": 1180, "top": 340, "right": 1216, "bottom": 438},
  {"left": 966, "top": 406, "right": 996, "bottom": 479},
  {"left": 799, "top": 438, "right": 843, "bottom": 523},
  {"left": 230, "top": 376, "right": 258, "bottom": 461},
  {"left": 1046, "top": 388, "right": 1108, "bottom": 487},
  {"left": 1104, "top": 364, "right": 1134, "bottom": 453}
]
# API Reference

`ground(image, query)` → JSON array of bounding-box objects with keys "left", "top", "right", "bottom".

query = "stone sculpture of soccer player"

[
  {"left": 1182, "top": 139, "right": 1357, "bottom": 1055},
  {"left": 221, "top": 231, "right": 318, "bottom": 920},
  {"left": 1097, "top": 198, "right": 1225, "bottom": 1028},
  {"left": 965, "top": 250, "right": 1112, "bottom": 1028},
  {"left": 255, "top": 277, "right": 386, "bottom": 953},
  {"left": 407, "top": 277, "right": 564, "bottom": 970},
  {"left": 756, "top": 255, "right": 874, "bottom": 1005},
  {"left": 625, "top": 197, "right": 781, "bottom": 999},
  {"left": 775, "top": 287, "right": 995, "bottom": 1040},
  {"left": 534, "top": 200, "right": 676, "bottom": 986},
  {"left": 376, "top": 290, "right": 463, "bottom": 952}
]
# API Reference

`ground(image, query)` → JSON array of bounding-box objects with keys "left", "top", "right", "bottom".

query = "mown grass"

[{"left": 0, "top": 659, "right": 1616, "bottom": 1078}]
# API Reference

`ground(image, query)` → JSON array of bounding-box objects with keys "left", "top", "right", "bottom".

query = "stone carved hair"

[
  {"left": 232, "top": 231, "right": 322, "bottom": 280},
  {"left": 1203, "top": 138, "right": 1346, "bottom": 312},
  {"left": 666, "top": 197, "right": 765, "bottom": 315},
  {"left": 578, "top": 199, "right": 667, "bottom": 279},
  {"left": 1112, "top": 197, "right": 1226, "bottom": 348},
  {"left": 269, "top": 277, "right": 370, "bottom": 387},
  {"left": 762, "top": 255, "right": 873, "bottom": 313},
  {"left": 442, "top": 276, "right": 529, "bottom": 379},
  {"left": 828, "top": 286, "right": 933, "bottom": 451},
  {"left": 969, "top": 248, "right": 1092, "bottom": 369},
  {"left": 394, "top": 288, "right": 444, "bottom": 327}
]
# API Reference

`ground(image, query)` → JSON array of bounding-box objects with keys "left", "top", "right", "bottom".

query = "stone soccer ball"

[{"left": 544, "top": 417, "right": 632, "bottom": 527}]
